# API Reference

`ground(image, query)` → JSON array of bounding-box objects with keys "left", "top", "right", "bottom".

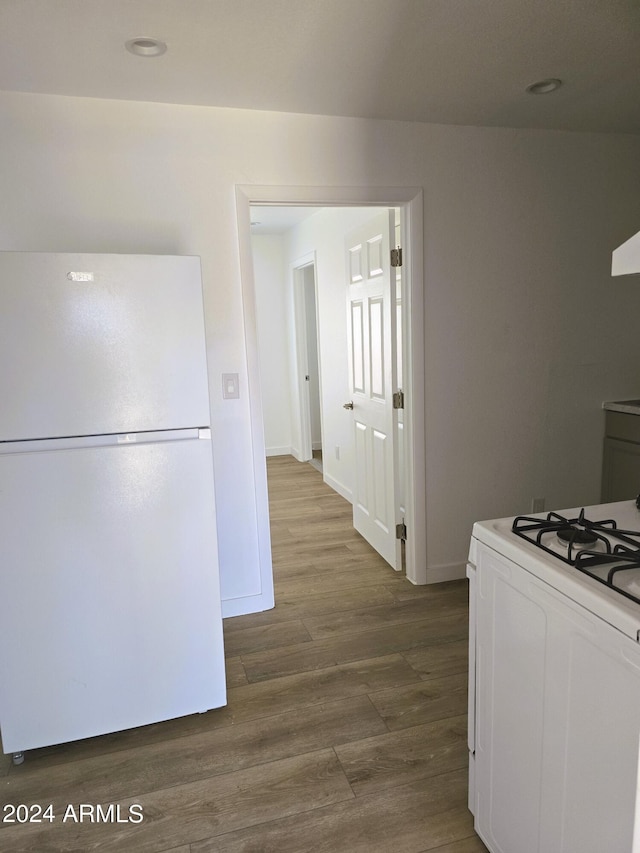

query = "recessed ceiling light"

[
  {"left": 125, "top": 37, "right": 167, "bottom": 57},
  {"left": 526, "top": 78, "right": 562, "bottom": 95}
]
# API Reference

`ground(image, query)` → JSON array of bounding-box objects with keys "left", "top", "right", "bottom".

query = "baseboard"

[
  {"left": 266, "top": 446, "right": 292, "bottom": 458},
  {"left": 222, "top": 592, "right": 275, "bottom": 619},
  {"left": 323, "top": 471, "right": 353, "bottom": 503},
  {"left": 312, "top": 441, "right": 323, "bottom": 451},
  {"left": 425, "top": 561, "right": 467, "bottom": 584}
]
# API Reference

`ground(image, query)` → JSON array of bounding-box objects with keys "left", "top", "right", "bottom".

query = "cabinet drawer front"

[
  {"left": 605, "top": 410, "right": 640, "bottom": 442},
  {"left": 601, "top": 437, "right": 640, "bottom": 502}
]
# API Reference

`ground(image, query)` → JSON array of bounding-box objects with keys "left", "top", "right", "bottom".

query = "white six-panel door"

[{"left": 345, "top": 210, "right": 400, "bottom": 569}]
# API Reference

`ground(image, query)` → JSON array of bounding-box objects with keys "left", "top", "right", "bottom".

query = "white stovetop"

[{"left": 470, "top": 500, "right": 640, "bottom": 641}]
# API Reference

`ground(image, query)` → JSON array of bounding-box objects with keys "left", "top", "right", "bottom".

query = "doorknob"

[{"left": 343, "top": 401, "right": 354, "bottom": 410}]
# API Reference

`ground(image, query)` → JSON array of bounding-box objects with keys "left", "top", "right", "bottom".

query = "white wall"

[
  {"left": 251, "top": 234, "right": 292, "bottom": 456},
  {"left": 1, "top": 89, "right": 640, "bottom": 598}
]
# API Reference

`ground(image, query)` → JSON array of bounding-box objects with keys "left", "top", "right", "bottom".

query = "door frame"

[{"left": 235, "top": 185, "right": 426, "bottom": 585}]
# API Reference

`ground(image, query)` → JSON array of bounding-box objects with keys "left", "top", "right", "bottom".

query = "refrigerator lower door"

[{"left": 0, "top": 430, "right": 226, "bottom": 754}]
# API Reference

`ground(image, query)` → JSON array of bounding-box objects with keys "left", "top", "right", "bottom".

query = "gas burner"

[{"left": 557, "top": 526, "right": 598, "bottom": 546}]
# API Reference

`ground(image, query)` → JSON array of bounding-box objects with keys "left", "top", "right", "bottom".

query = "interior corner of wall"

[{"left": 425, "top": 561, "right": 467, "bottom": 585}]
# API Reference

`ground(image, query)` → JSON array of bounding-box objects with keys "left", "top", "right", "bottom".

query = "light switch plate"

[{"left": 222, "top": 373, "right": 240, "bottom": 399}]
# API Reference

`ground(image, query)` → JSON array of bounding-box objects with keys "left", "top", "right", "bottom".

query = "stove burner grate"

[
  {"left": 574, "top": 546, "right": 640, "bottom": 607},
  {"left": 512, "top": 509, "right": 640, "bottom": 606},
  {"left": 512, "top": 509, "right": 616, "bottom": 564}
]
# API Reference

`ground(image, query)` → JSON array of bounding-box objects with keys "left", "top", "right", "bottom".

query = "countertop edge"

[{"left": 603, "top": 401, "right": 640, "bottom": 415}]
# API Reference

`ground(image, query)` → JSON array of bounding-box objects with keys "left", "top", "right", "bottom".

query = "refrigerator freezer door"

[
  {"left": 0, "top": 252, "right": 211, "bottom": 441},
  {"left": 0, "top": 433, "right": 226, "bottom": 753}
]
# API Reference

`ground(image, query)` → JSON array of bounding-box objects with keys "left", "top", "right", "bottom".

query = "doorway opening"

[
  {"left": 236, "top": 186, "right": 425, "bottom": 590},
  {"left": 293, "top": 259, "right": 323, "bottom": 472}
]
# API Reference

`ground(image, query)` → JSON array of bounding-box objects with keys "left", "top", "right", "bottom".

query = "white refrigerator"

[{"left": 0, "top": 252, "right": 226, "bottom": 762}]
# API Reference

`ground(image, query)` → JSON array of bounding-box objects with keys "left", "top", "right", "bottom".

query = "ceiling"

[
  {"left": 250, "top": 207, "right": 322, "bottom": 236},
  {"left": 1, "top": 0, "right": 640, "bottom": 134}
]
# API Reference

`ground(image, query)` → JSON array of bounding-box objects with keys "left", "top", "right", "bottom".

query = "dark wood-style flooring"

[{"left": 0, "top": 455, "right": 487, "bottom": 852}]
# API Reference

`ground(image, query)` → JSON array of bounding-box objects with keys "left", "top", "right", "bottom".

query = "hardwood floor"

[{"left": 0, "top": 455, "right": 487, "bottom": 852}]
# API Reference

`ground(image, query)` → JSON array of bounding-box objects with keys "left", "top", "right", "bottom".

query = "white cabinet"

[{"left": 472, "top": 543, "right": 640, "bottom": 853}]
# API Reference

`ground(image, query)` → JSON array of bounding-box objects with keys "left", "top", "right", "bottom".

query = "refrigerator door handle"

[{"left": 0, "top": 428, "right": 208, "bottom": 455}]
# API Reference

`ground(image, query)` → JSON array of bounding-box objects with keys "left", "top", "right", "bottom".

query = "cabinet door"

[
  {"left": 475, "top": 544, "right": 640, "bottom": 853},
  {"left": 601, "top": 437, "right": 640, "bottom": 502}
]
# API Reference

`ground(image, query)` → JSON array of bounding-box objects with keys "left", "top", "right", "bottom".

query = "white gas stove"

[
  {"left": 467, "top": 499, "right": 640, "bottom": 853},
  {"left": 470, "top": 499, "right": 640, "bottom": 641}
]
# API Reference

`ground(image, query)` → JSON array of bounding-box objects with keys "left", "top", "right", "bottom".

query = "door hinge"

[
  {"left": 390, "top": 246, "right": 403, "bottom": 267},
  {"left": 396, "top": 521, "right": 407, "bottom": 541},
  {"left": 392, "top": 390, "right": 404, "bottom": 409}
]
